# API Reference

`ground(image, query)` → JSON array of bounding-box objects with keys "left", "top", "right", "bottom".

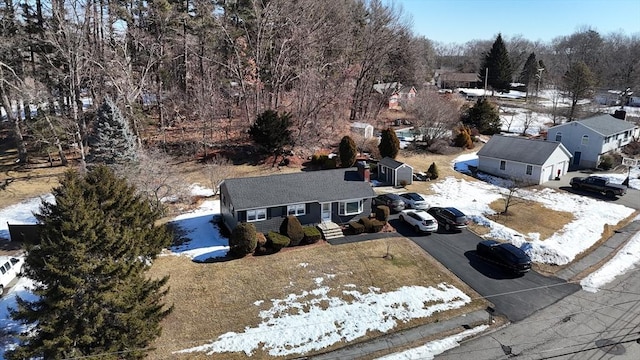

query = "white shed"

[{"left": 351, "top": 122, "right": 374, "bottom": 139}]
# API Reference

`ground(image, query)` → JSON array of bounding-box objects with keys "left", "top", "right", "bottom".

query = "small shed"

[
  {"left": 377, "top": 157, "right": 413, "bottom": 187},
  {"left": 351, "top": 122, "right": 374, "bottom": 139}
]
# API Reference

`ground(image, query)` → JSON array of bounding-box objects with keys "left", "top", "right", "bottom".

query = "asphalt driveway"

[
  {"left": 543, "top": 170, "right": 640, "bottom": 210},
  {"left": 331, "top": 218, "right": 580, "bottom": 322}
]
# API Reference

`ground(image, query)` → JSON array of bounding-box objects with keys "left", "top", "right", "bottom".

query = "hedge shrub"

[
  {"left": 228, "top": 222, "right": 257, "bottom": 257},
  {"left": 267, "top": 231, "right": 291, "bottom": 251},
  {"left": 280, "top": 215, "right": 305, "bottom": 246},
  {"left": 375, "top": 205, "right": 390, "bottom": 221},
  {"left": 349, "top": 221, "right": 365, "bottom": 235},
  {"left": 427, "top": 162, "right": 439, "bottom": 180},
  {"left": 370, "top": 219, "right": 385, "bottom": 232},
  {"left": 302, "top": 226, "right": 322, "bottom": 244}
]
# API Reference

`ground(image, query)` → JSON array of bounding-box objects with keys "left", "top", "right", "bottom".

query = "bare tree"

[
  {"left": 402, "top": 91, "right": 462, "bottom": 147},
  {"left": 521, "top": 111, "right": 535, "bottom": 136},
  {"left": 202, "top": 156, "right": 237, "bottom": 197}
]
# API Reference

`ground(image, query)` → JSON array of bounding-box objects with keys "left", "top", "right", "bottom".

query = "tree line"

[{"left": 2, "top": 1, "right": 637, "bottom": 165}]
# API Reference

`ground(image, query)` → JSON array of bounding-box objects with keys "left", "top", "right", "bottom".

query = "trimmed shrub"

[
  {"left": 427, "top": 162, "right": 439, "bottom": 180},
  {"left": 370, "top": 219, "right": 385, "bottom": 233},
  {"left": 266, "top": 231, "right": 291, "bottom": 252},
  {"left": 359, "top": 217, "right": 374, "bottom": 233},
  {"left": 349, "top": 221, "right": 365, "bottom": 235},
  {"left": 375, "top": 205, "right": 390, "bottom": 222},
  {"left": 302, "top": 226, "right": 322, "bottom": 244},
  {"left": 280, "top": 215, "right": 305, "bottom": 246},
  {"left": 228, "top": 223, "right": 257, "bottom": 257}
]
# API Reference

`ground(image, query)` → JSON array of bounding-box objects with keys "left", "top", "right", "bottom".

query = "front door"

[
  {"left": 321, "top": 203, "right": 332, "bottom": 222},
  {"left": 573, "top": 151, "right": 581, "bottom": 166}
]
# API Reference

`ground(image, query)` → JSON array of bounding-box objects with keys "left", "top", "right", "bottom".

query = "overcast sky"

[{"left": 389, "top": 0, "right": 640, "bottom": 44}]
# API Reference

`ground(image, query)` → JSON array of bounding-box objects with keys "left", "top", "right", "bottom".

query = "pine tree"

[
  {"left": 479, "top": 34, "right": 513, "bottom": 93},
  {"left": 248, "top": 109, "right": 293, "bottom": 165},
  {"left": 8, "top": 165, "right": 172, "bottom": 360},
  {"left": 563, "top": 61, "right": 596, "bottom": 121},
  {"left": 461, "top": 98, "right": 501, "bottom": 135},
  {"left": 87, "top": 97, "right": 138, "bottom": 165},
  {"left": 338, "top": 135, "right": 357, "bottom": 168},
  {"left": 378, "top": 128, "right": 400, "bottom": 159},
  {"left": 519, "top": 52, "right": 538, "bottom": 99}
]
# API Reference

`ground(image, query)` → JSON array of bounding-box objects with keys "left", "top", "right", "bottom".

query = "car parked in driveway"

[
  {"left": 398, "top": 210, "right": 438, "bottom": 234},
  {"left": 399, "top": 193, "right": 429, "bottom": 210},
  {"left": 372, "top": 193, "right": 406, "bottom": 213},
  {"left": 476, "top": 240, "right": 532, "bottom": 275},
  {"left": 426, "top": 207, "right": 469, "bottom": 232}
]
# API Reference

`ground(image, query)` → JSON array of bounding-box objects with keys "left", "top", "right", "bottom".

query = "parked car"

[
  {"left": 0, "top": 256, "right": 24, "bottom": 296},
  {"left": 399, "top": 193, "right": 429, "bottom": 210},
  {"left": 476, "top": 240, "right": 532, "bottom": 275},
  {"left": 570, "top": 176, "right": 627, "bottom": 198},
  {"left": 372, "top": 193, "right": 406, "bottom": 213},
  {"left": 398, "top": 210, "right": 438, "bottom": 234},
  {"left": 426, "top": 207, "right": 469, "bottom": 232}
]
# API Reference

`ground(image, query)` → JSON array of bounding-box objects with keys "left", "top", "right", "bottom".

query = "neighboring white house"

[
  {"left": 546, "top": 114, "right": 639, "bottom": 169},
  {"left": 351, "top": 122, "right": 374, "bottom": 139},
  {"left": 477, "top": 135, "right": 572, "bottom": 185}
]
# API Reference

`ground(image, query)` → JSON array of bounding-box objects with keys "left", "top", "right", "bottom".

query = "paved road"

[
  {"left": 388, "top": 219, "right": 581, "bottom": 322},
  {"left": 438, "top": 264, "right": 640, "bottom": 360}
]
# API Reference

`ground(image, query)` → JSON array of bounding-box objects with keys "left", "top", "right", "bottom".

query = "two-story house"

[{"left": 546, "top": 114, "right": 639, "bottom": 169}]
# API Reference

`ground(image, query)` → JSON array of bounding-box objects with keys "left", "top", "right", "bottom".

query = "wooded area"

[{"left": 1, "top": 0, "right": 639, "bottom": 165}]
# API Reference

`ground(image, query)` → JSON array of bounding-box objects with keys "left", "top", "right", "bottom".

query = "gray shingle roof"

[
  {"left": 379, "top": 157, "right": 411, "bottom": 170},
  {"left": 221, "top": 168, "right": 376, "bottom": 210},
  {"left": 477, "top": 135, "right": 568, "bottom": 165},
  {"left": 577, "top": 114, "right": 637, "bottom": 136}
]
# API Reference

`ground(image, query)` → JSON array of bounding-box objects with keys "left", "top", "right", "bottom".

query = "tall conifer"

[{"left": 8, "top": 165, "right": 172, "bottom": 360}]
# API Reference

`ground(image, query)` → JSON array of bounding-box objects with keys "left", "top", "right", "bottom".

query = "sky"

[
  {"left": 2, "top": 92, "right": 640, "bottom": 358},
  {"left": 390, "top": 0, "right": 640, "bottom": 44}
]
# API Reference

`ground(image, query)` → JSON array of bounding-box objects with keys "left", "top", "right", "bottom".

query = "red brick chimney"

[{"left": 357, "top": 161, "right": 370, "bottom": 182}]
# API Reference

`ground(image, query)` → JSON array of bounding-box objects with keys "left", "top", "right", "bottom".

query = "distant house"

[
  {"left": 546, "top": 114, "right": 639, "bottom": 169},
  {"left": 477, "top": 135, "right": 571, "bottom": 185},
  {"left": 377, "top": 157, "right": 414, "bottom": 187},
  {"left": 219, "top": 168, "right": 375, "bottom": 235},
  {"left": 351, "top": 122, "right": 375, "bottom": 139},
  {"left": 373, "top": 82, "right": 417, "bottom": 110},
  {"left": 434, "top": 69, "right": 481, "bottom": 89}
]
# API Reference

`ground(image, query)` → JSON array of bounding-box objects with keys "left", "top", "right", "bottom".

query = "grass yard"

[{"left": 146, "top": 239, "right": 489, "bottom": 359}]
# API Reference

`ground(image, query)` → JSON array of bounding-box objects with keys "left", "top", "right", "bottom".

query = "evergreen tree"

[
  {"left": 563, "top": 61, "right": 596, "bottom": 121},
  {"left": 479, "top": 34, "right": 513, "bottom": 93},
  {"left": 87, "top": 97, "right": 138, "bottom": 165},
  {"left": 378, "top": 128, "right": 400, "bottom": 159},
  {"left": 519, "top": 52, "right": 538, "bottom": 99},
  {"left": 338, "top": 135, "right": 358, "bottom": 168},
  {"left": 461, "top": 98, "right": 501, "bottom": 135},
  {"left": 248, "top": 110, "right": 293, "bottom": 164},
  {"left": 8, "top": 166, "right": 172, "bottom": 360}
]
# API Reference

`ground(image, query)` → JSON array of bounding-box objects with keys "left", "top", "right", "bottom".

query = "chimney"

[
  {"left": 357, "top": 161, "right": 370, "bottom": 182},
  {"left": 613, "top": 109, "right": 627, "bottom": 120}
]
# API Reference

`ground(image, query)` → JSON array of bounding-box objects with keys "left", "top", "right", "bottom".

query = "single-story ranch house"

[
  {"left": 477, "top": 135, "right": 572, "bottom": 185},
  {"left": 546, "top": 113, "right": 639, "bottom": 169},
  {"left": 220, "top": 168, "right": 376, "bottom": 234}
]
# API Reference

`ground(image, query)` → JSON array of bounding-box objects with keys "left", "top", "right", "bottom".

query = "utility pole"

[
  {"left": 535, "top": 68, "right": 544, "bottom": 102},
  {"left": 483, "top": 68, "right": 488, "bottom": 98}
]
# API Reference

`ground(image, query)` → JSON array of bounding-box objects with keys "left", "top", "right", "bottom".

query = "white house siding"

[
  {"left": 547, "top": 123, "right": 602, "bottom": 169},
  {"left": 478, "top": 147, "right": 569, "bottom": 185},
  {"left": 477, "top": 157, "right": 541, "bottom": 185}
]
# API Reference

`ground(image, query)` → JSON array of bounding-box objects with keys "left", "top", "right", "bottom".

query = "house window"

[
  {"left": 581, "top": 135, "right": 589, "bottom": 145},
  {"left": 604, "top": 136, "right": 610, "bottom": 144},
  {"left": 287, "top": 204, "right": 306, "bottom": 216},
  {"left": 339, "top": 200, "right": 364, "bottom": 216},
  {"left": 624, "top": 131, "right": 629, "bottom": 140},
  {"left": 500, "top": 160, "right": 506, "bottom": 170},
  {"left": 246, "top": 209, "right": 267, "bottom": 222},
  {"left": 380, "top": 166, "right": 386, "bottom": 174},
  {"left": 555, "top": 132, "right": 562, "bottom": 142},
  {"left": 526, "top": 165, "right": 533, "bottom": 175}
]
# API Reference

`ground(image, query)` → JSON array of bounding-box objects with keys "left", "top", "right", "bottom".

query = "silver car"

[{"left": 399, "top": 193, "right": 429, "bottom": 210}]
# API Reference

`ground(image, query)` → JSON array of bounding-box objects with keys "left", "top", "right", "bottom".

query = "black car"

[
  {"left": 372, "top": 193, "right": 406, "bottom": 213},
  {"left": 426, "top": 207, "right": 468, "bottom": 232},
  {"left": 476, "top": 240, "right": 532, "bottom": 275}
]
